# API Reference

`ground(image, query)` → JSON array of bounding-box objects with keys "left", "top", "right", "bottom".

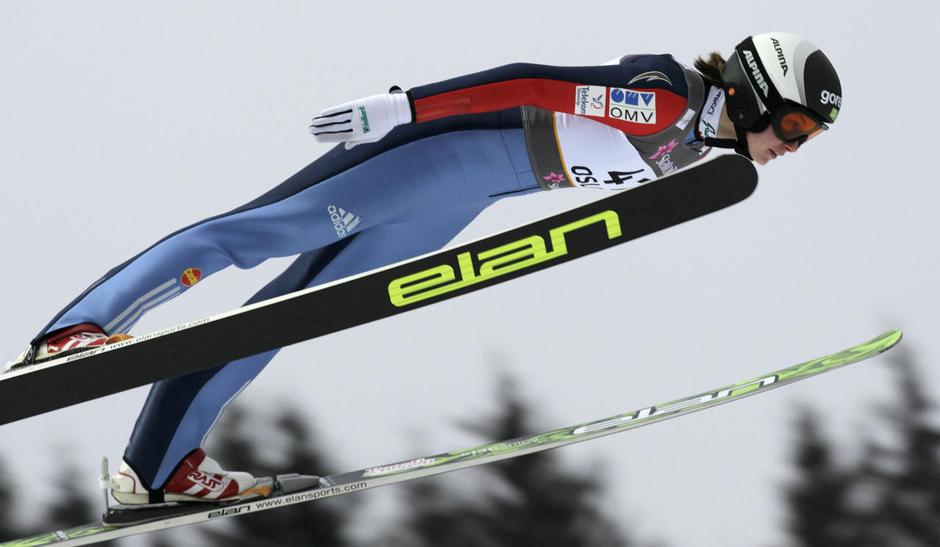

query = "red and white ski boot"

[
  {"left": 110, "top": 449, "right": 265, "bottom": 504},
  {"left": 5, "top": 323, "right": 131, "bottom": 371}
]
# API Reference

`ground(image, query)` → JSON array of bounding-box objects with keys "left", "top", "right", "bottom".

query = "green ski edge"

[{"left": 2, "top": 329, "right": 902, "bottom": 547}]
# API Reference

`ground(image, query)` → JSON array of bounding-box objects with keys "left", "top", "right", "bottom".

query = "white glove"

[{"left": 309, "top": 92, "right": 413, "bottom": 149}]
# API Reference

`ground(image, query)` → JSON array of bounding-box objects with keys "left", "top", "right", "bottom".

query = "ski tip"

[
  {"left": 856, "top": 329, "right": 903, "bottom": 359},
  {"left": 716, "top": 152, "right": 759, "bottom": 179},
  {"left": 878, "top": 328, "right": 903, "bottom": 350},
  {"left": 709, "top": 154, "right": 759, "bottom": 199}
]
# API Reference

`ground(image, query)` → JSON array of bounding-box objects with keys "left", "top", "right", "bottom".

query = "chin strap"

[{"left": 704, "top": 124, "right": 753, "bottom": 161}]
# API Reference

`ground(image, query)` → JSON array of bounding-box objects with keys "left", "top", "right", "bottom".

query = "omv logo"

[
  {"left": 608, "top": 88, "right": 657, "bottom": 125},
  {"left": 611, "top": 88, "right": 655, "bottom": 107}
]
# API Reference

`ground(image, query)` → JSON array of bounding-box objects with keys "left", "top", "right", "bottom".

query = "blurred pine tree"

[
  {"left": 45, "top": 458, "right": 97, "bottom": 532},
  {"left": 0, "top": 457, "right": 26, "bottom": 541},
  {"left": 784, "top": 409, "right": 856, "bottom": 547},
  {"left": 380, "top": 373, "right": 645, "bottom": 547},
  {"left": 785, "top": 345, "right": 940, "bottom": 547}
]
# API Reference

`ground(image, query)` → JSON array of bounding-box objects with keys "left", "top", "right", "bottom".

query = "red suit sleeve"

[{"left": 407, "top": 58, "right": 690, "bottom": 137}]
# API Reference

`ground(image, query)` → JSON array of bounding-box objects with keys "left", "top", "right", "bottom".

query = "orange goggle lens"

[{"left": 775, "top": 110, "right": 828, "bottom": 143}]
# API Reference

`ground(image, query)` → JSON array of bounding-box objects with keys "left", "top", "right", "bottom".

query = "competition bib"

[{"left": 554, "top": 113, "right": 656, "bottom": 190}]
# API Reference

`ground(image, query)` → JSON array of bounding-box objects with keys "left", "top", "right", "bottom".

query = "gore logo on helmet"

[
  {"left": 771, "top": 37, "right": 789, "bottom": 76},
  {"left": 742, "top": 49, "right": 770, "bottom": 98},
  {"left": 820, "top": 90, "right": 842, "bottom": 108}
]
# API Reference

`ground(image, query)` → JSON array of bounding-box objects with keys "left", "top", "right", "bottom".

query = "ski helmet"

[{"left": 721, "top": 32, "right": 842, "bottom": 148}]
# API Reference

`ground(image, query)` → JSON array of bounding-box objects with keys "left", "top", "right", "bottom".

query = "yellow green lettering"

[{"left": 388, "top": 210, "right": 621, "bottom": 307}]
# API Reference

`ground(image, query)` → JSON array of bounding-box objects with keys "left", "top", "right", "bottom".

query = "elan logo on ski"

[{"left": 387, "top": 211, "right": 622, "bottom": 307}]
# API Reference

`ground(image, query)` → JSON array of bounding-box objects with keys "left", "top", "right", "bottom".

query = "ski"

[
  {"left": 0, "top": 155, "right": 757, "bottom": 426},
  {"left": 0, "top": 329, "right": 901, "bottom": 546}
]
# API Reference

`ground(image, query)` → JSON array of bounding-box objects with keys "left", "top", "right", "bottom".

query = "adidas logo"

[{"left": 327, "top": 205, "right": 362, "bottom": 238}]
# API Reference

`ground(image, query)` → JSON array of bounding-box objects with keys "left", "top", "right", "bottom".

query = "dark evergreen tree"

[
  {"left": 784, "top": 408, "right": 856, "bottom": 547},
  {"left": 0, "top": 454, "right": 120, "bottom": 545},
  {"left": 860, "top": 345, "right": 940, "bottom": 546},
  {"left": 44, "top": 458, "right": 97, "bottom": 531},
  {"left": 43, "top": 457, "right": 122, "bottom": 547},
  {"left": 383, "top": 374, "right": 641, "bottom": 547},
  {"left": 0, "top": 456, "right": 26, "bottom": 541},
  {"left": 784, "top": 344, "right": 940, "bottom": 547}
]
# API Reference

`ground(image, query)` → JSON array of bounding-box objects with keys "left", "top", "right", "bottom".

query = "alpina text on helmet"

[
  {"left": 742, "top": 49, "right": 770, "bottom": 98},
  {"left": 770, "top": 37, "right": 789, "bottom": 76}
]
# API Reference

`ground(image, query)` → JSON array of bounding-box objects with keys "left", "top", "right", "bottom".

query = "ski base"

[{"left": 0, "top": 329, "right": 901, "bottom": 547}]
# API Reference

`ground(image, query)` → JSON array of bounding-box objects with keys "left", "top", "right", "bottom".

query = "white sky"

[{"left": 1, "top": 1, "right": 938, "bottom": 546}]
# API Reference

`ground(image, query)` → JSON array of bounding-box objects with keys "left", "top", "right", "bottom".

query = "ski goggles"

[{"left": 771, "top": 105, "right": 829, "bottom": 145}]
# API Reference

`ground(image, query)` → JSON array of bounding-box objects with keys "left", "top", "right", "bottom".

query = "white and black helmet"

[{"left": 722, "top": 32, "right": 842, "bottom": 145}]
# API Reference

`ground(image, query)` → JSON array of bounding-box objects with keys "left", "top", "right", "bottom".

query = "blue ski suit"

[{"left": 34, "top": 54, "right": 719, "bottom": 489}]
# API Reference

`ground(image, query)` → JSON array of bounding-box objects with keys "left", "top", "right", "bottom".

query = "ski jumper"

[{"left": 34, "top": 54, "right": 720, "bottom": 491}]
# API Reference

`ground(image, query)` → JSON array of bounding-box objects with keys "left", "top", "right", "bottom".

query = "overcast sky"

[{"left": 1, "top": 1, "right": 938, "bottom": 546}]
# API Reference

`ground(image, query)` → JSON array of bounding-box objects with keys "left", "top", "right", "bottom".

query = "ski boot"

[
  {"left": 5, "top": 323, "right": 131, "bottom": 372},
  {"left": 99, "top": 453, "right": 321, "bottom": 527},
  {"left": 109, "top": 448, "right": 269, "bottom": 505}
]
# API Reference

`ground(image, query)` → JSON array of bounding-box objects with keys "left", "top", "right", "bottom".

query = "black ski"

[{"left": 0, "top": 155, "right": 757, "bottom": 426}]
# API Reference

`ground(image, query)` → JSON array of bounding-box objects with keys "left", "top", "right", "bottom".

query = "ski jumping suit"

[{"left": 34, "top": 54, "right": 724, "bottom": 490}]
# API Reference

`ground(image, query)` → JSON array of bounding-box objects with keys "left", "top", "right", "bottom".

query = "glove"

[{"left": 309, "top": 91, "right": 413, "bottom": 149}]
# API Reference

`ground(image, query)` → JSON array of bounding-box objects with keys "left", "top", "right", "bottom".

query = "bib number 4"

[{"left": 570, "top": 166, "right": 650, "bottom": 189}]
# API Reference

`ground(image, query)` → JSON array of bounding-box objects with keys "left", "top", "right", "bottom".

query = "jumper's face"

[{"left": 746, "top": 124, "right": 800, "bottom": 165}]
